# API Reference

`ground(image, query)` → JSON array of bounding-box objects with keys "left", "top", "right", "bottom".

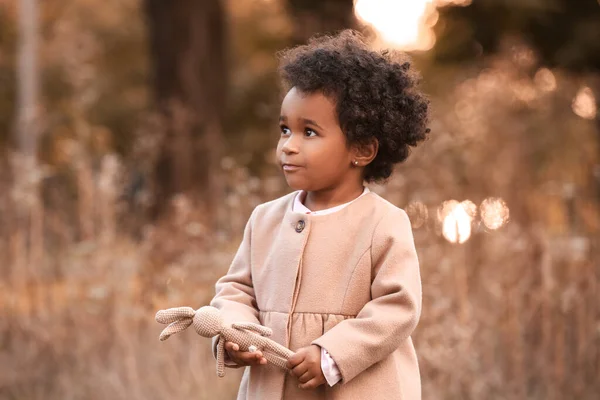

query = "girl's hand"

[
  {"left": 286, "top": 345, "right": 326, "bottom": 390},
  {"left": 225, "top": 342, "right": 268, "bottom": 366}
]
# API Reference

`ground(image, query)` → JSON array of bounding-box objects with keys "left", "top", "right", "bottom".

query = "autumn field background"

[{"left": 0, "top": 0, "right": 599, "bottom": 399}]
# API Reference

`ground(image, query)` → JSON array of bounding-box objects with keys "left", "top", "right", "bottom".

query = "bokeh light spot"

[
  {"left": 572, "top": 87, "right": 597, "bottom": 120},
  {"left": 480, "top": 197, "right": 509, "bottom": 230},
  {"left": 439, "top": 200, "right": 472, "bottom": 244},
  {"left": 406, "top": 201, "right": 429, "bottom": 229},
  {"left": 534, "top": 68, "right": 556, "bottom": 92}
]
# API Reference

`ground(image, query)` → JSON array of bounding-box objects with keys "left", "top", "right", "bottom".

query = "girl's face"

[{"left": 277, "top": 87, "right": 357, "bottom": 192}]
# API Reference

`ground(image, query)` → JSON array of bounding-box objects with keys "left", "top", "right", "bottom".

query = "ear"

[{"left": 351, "top": 138, "right": 379, "bottom": 167}]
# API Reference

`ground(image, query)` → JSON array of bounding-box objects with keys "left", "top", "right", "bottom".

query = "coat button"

[{"left": 295, "top": 219, "right": 305, "bottom": 233}]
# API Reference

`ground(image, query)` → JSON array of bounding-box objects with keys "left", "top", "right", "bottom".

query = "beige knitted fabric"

[{"left": 156, "top": 305, "right": 294, "bottom": 377}]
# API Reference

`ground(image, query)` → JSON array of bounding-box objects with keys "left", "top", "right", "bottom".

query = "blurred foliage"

[
  {"left": 434, "top": 0, "right": 600, "bottom": 71},
  {"left": 224, "top": 0, "right": 293, "bottom": 173},
  {"left": 1, "top": 0, "right": 149, "bottom": 156},
  {"left": 0, "top": 3, "right": 17, "bottom": 149},
  {"left": 0, "top": 0, "right": 599, "bottom": 399}
]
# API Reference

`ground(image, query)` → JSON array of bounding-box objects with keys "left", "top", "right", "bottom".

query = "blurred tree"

[
  {"left": 11, "top": 0, "right": 42, "bottom": 266},
  {"left": 15, "top": 0, "right": 39, "bottom": 156},
  {"left": 433, "top": 0, "right": 600, "bottom": 205},
  {"left": 285, "top": 0, "right": 356, "bottom": 43},
  {"left": 144, "top": 0, "right": 227, "bottom": 219},
  {"left": 0, "top": 4, "right": 16, "bottom": 151}
]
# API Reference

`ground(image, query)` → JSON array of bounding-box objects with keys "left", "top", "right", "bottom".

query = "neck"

[{"left": 303, "top": 182, "right": 364, "bottom": 212}]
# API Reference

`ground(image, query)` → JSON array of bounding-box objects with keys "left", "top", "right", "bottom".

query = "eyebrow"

[{"left": 279, "top": 115, "right": 324, "bottom": 130}]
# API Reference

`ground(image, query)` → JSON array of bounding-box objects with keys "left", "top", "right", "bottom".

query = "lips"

[
  {"left": 282, "top": 164, "right": 301, "bottom": 171},
  {"left": 281, "top": 162, "right": 302, "bottom": 171}
]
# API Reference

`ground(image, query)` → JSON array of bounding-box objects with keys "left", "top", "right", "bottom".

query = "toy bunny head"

[
  {"left": 155, "top": 305, "right": 224, "bottom": 341},
  {"left": 192, "top": 306, "right": 223, "bottom": 337}
]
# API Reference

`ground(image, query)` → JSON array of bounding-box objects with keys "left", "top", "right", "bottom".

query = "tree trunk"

[
  {"left": 285, "top": 0, "right": 357, "bottom": 44},
  {"left": 13, "top": 0, "right": 42, "bottom": 283},
  {"left": 593, "top": 82, "right": 600, "bottom": 206},
  {"left": 16, "top": 0, "right": 39, "bottom": 156},
  {"left": 144, "top": 0, "right": 227, "bottom": 220}
]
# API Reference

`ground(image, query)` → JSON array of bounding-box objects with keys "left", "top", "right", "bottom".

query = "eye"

[
  {"left": 280, "top": 125, "right": 291, "bottom": 135},
  {"left": 304, "top": 128, "right": 318, "bottom": 137}
]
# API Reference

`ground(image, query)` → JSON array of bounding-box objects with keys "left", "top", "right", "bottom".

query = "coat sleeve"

[
  {"left": 209, "top": 208, "right": 261, "bottom": 367},
  {"left": 312, "top": 208, "right": 422, "bottom": 384}
]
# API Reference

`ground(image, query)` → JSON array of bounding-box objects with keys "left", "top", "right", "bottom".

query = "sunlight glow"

[
  {"left": 572, "top": 87, "right": 597, "bottom": 120},
  {"left": 355, "top": 0, "right": 432, "bottom": 50},
  {"left": 480, "top": 197, "right": 509, "bottom": 230},
  {"left": 437, "top": 0, "right": 472, "bottom": 5},
  {"left": 461, "top": 199, "right": 477, "bottom": 219},
  {"left": 354, "top": 0, "right": 471, "bottom": 51},
  {"left": 439, "top": 200, "right": 473, "bottom": 244}
]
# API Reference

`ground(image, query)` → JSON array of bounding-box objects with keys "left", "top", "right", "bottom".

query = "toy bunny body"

[{"left": 156, "top": 306, "right": 293, "bottom": 377}]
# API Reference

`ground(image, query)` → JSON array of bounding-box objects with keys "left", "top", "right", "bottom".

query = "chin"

[
  {"left": 283, "top": 176, "right": 310, "bottom": 191},
  {"left": 284, "top": 180, "right": 305, "bottom": 191}
]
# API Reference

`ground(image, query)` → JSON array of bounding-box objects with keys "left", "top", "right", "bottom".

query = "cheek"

[
  {"left": 312, "top": 143, "right": 349, "bottom": 168},
  {"left": 275, "top": 139, "right": 284, "bottom": 154}
]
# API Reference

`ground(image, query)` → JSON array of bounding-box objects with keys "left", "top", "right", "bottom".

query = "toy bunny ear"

[{"left": 155, "top": 306, "right": 196, "bottom": 341}]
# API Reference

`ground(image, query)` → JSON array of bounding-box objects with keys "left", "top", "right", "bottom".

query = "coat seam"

[
  {"left": 370, "top": 209, "right": 390, "bottom": 251},
  {"left": 339, "top": 209, "right": 389, "bottom": 314},
  {"left": 370, "top": 209, "right": 392, "bottom": 276},
  {"left": 339, "top": 246, "right": 371, "bottom": 313}
]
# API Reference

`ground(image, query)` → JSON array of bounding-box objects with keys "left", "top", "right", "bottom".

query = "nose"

[{"left": 281, "top": 133, "right": 299, "bottom": 155}]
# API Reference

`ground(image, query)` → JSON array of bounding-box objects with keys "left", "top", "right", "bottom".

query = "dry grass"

[
  {"left": 0, "top": 152, "right": 597, "bottom": 400},
  {"left": 0, "top": 157, "right": 245, "bottom": 399},
  {"left": 1, "top": 41, "right": 599, "bottom": 398}
]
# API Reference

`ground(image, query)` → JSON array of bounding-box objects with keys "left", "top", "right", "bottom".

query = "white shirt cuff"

[{"left": 320, "top": 347, "right": 342, "bottom": 386}]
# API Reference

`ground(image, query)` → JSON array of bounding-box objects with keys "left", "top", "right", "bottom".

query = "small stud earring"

[{"left": 353, "top": 160, "right": 359, "bottom": 166}]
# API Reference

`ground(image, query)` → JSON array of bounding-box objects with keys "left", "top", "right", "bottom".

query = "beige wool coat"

[{"left": 210, "top": 190, "right": 422, "bottom": 400}]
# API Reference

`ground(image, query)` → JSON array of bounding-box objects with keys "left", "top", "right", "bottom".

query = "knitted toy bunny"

[{"left": 156, "top": 305, "right": 294, "bottom": 377}]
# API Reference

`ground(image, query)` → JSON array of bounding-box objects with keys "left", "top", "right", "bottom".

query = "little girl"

[{"left": 210, "top": 30, "right": 430, "bottom": 400}]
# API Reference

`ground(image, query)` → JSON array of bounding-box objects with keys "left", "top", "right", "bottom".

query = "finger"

[
  {"left": 225, "top": 347, "right": 252, "bottom": 366},
  {"left": 250, "top": 351, "right": 265, "bottom": 365},
  {"left": 236, "top": 352, "right": 256, "bottom": 362},
  {"left": 291, "top": 362, "right": 309, "bottom": 378},
  {"left": 244, "top": 348, "right": 261, "bottom": 357},
  {"left": 298, "top": 370, "right": 313, "bottom": 384},
  {"left": 286, "top": 350, "right": 306, "bottom": 369},
  {"left": 238, "top": 351, "right": 264, "bottom": 365},
  {"left": 227, "top": 353, "right": 249, "bottom": 366},
  {"left": 299, "top": 376, "right": 325, "bottom": 390},
  {"left": 225, "top": 342, "right": 240, "bottom": 352},
  {"left": 256, "top": 354, "right": 268, "bottom": 365},
  {"left": 253, "top": 350, "right": 264, "bottom": 360}
]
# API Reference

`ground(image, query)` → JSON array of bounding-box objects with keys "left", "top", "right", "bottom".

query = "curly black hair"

[{"left": 277, "top": 30, "right": 430, "bottom": 183}]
